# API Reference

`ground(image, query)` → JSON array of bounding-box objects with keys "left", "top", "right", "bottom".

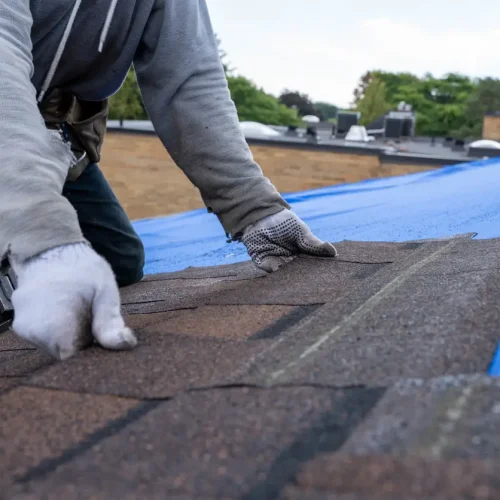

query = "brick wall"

[
  {"left": 483, "top": 116, "right": 500, "bottom": 140},
  {"left": 99, "top": 132, "right": 437, "bottom": 220}
]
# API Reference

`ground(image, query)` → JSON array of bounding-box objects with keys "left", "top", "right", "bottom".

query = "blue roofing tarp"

[{"left": 132, "top": 156, "right": 500, "bottom": 275}]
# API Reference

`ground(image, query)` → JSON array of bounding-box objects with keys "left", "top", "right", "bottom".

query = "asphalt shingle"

[
  {"left": 26, "top": 333, "right": 267, "bottom": 399},
  {"left": 121, "top": 241, "right": 423, "bottom": 314},
  {"left": 2, "top": 237, "right": 500, "bottom": 499},
  {"left": 141, "top": 305, "right": 300, "bottom": 340},
  {"left": 418, "top": 237, "right": 500, "bottom": 275},
  {"left": 341, "top": 375, "right": 500, "bottom": 459},
  {"left": 8, "top": 387, "right": 383, "bottom": 499},
  {"left": 229, "top": 240, "right": 500, "bottom": 387},
  {"left": 0, "top": 378, "right": 22, "bottom": 394},
  {"left": 0, "top": 387, "right": 137, "bottom": 488},
  {"left": 0, "top": 349, "right": 54, "bottom": 377},
  {"left": 0, "top": 331, "right": 35, "bottom": 351},
  {"left": 120, "top": 276, "right": 246, "bottom": 314},
  {"left": 141, "top": 260, "right": 267, "bottom": 281},
  {"left": 202, "top": 257, "right": 391, "bottom": 306},
  {"left": 287, "top": 332, "right": 492, "bottom": 387},
  {"left": 291, "top": 454, "right": 500, "bottom": 499}
]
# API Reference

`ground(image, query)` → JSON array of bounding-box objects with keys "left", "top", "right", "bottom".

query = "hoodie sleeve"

[
  {"left": 133, "top": 0, "right": 290, "bottom": 237},
  {"left": 0, "top": 0, "right": 85, "bottom": 263}
]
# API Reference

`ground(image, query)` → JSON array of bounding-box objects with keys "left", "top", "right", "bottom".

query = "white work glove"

[
  {"left": 10, "top": 243, "right": 137, "bottom": 360},
  {"left": 241, "top": 209, "right": 338, "bottom": 273}
]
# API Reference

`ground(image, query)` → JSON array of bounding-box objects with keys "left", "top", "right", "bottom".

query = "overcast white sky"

[{"left": 206, "top": 0, "right": 500, "bottom": 107}]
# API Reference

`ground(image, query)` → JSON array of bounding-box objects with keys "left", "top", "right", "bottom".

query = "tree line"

[
  {"left": 108, "top": 71, "right": 336, "bottom": 127},
  {"left": 354, "top": 71, "right": 500, "bottom": 138},
  {"left": 109, "top": 38, "right": 500, "bottom": 139},
  {"left": 108, "top": 36, "right": 337, "bottom": 128}
]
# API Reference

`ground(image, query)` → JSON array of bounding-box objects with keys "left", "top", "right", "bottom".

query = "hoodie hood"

[
  {"left": 37, "top": 0, "right": 119, "bottom": 102},
  {"left": 30, "top": 0, "right": 157, "bottom": 103}
]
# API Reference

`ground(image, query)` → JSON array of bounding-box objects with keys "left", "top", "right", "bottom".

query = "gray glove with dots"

[{"left": 241, "top": 209, "right": 338, "bottom": 273}]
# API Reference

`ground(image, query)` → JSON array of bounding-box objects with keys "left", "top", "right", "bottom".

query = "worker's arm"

[
  {"left": 0, "top": 1, "right": 136, "bottom": 359},
  {"left": 0, "top": 0, "right": 84, "bottom": 263},
  {"left": 134, "top": 0, "right": 337, "bottom": 270},
  {"left": 133, "top": 0, "right": 291, "bottom": 238}
]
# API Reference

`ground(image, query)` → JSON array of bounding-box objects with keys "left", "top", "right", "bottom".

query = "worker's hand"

[
  {"left": 10, "top": 243, "right": 137, "bottom": 360},
  {"left": 241, "top": 209, "right": 338, "bottom": 273}
]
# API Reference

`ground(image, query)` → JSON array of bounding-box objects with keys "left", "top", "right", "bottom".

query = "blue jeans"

[{"left": 62, "top": 163, "right": 145, "bottom": 287}]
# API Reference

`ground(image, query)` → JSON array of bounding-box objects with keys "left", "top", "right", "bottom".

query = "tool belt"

[
  {"left": 38, "top": 89, "right": 109, "bottom": 182},
  {"left": 0, "top": 262, "right": 16, "bottom": 334}
]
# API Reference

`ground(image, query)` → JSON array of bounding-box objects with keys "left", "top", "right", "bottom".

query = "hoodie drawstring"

[
  {"left": 37, "top": 0, "right": 82, "bottom": 103},
  {"left": 37, "top": 0, "right": 118, "bottom": 103},
  {"left": 99, "top": 0, "right": 119, "bottom": 53}
]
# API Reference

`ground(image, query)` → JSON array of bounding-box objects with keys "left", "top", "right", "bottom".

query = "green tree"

[
  {"left": 352, "top": 71, "right": 374, "bottom": 105},
  {"left": 456, "top": 77, "right": 500, "bottom": 138},
  {"left": 314, "top": 101, "right": 338, "bottom": 122},
  {"left": 352, "top": 71, "right": 420, "bottom": 107},
  {"left": 353, "top": 70, "right": 478, "bottom": 136},
  {"left": 466, "top": 78, "right": 500, "bottom": 119},
  {"left": 356, "top": 77, "right": 391, "bottom": 125},
  {"left": 279, "top": 90, "right": 317, "bottom": 117},
  {"left": 420, "top": 73, "right": 475, "bottom": 135},
  {"left": 108, "top": 67, "right": 147, "bottom": 120},
  {"left": 228, "top": 76, "right": 300, "bottom": 126},
  {"left": 108, "top": 38, "right": 302, "bottom": 127}
]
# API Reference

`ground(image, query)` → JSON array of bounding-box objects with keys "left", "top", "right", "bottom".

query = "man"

[{"left": 0, "top": 0, "right": 337, "bottom": 360}]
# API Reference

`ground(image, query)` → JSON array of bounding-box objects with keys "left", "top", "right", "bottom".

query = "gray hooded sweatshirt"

[{"left": 0, "top": 0, "right": 290, "bottom": 264}]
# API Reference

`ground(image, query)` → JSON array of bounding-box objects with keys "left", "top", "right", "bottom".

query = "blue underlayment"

[
  {"left": 132, "top": 155, "right": 500, "bottom": 375},
  {"left": 487, "top": 348, "right": 500, "bottom": 376},
  {"left": 133, "top": 156, "right": 500, "bottom": 274}
]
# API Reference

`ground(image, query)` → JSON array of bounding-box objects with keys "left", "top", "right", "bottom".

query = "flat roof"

[{"left": 106, "top": 120, "right": 478, "bottom": 166}]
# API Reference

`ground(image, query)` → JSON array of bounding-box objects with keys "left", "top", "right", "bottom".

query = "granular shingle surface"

[
  {"left": 0, "top": 349, "right": 53, "bottom": 377},
  {"left": 0, "top": 387, "right": 137, "bottom": 486},
  {"left": 202, "top": 257, "right": 390, "bottom": 306},
  {"left": 0, "top": 331, "right": 35, "bottom": 351},
  {"left": 26, "top": 333, "right": 267, "bottom": 398},
  {"left": 144, "top": 305, "right": 299, "bottom": 340},
  {"left": 287, "top": 332, "right": 493, "bottom": 386},
  {"left": 120, "top": 276, "right": 246, "bottom": 314},
  {"left": 292, "top": 455, "right": 500, "bottom": 499},
  {"left": 0, "top": 377, "right": 22, "bottom": 393},
  {"left": 341, "top": 375, "right": 500, "bottom": 458},
  {"left": 3, "top": 237, "right": 500, "bottom": 499},
  {"left": 123, "top": 310, "right": 182, "bottom": 330},
  {"left": 141, "top": 260, "right": 267, "bottom": 281},
  {"left": 7, "top": 387, "right": 383, "bottom": 499}
]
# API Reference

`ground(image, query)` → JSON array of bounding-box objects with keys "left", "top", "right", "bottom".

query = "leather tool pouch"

[{"left": 38, "top": 89, "right": 109, "bottom": 182}]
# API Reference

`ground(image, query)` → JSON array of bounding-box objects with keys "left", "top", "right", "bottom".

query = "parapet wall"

[{"left": 100, "top": 132, "right": 449, "bottom": 221}]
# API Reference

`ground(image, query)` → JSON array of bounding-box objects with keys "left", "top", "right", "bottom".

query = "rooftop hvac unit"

[
  {"left": 384, "top": 112, "right": 416, "bottom": 138},
  {"left": 402, "top": 118, "right": 414, "bottom": 137},
  {"left": 384, "top": 117, "right": 404, "bottom": 139},
  {"left": 336, "top": 111, "right": 360, "bottom": 138}
]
